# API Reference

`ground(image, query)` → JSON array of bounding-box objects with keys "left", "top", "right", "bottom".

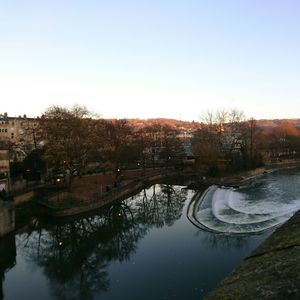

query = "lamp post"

[
  {"left": 137, "top": 162, "right": 141, "bottom": 176},
  {"left": 25, "top": 169, "right": 30, "bottom": 191},
  {"left": 116, "top": 168, "right": 121, "bottom": 184},
  {"left": 56, "top": 178, "right": 61, "bottom": 202}
]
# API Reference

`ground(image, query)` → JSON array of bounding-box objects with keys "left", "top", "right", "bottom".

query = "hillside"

[
  {"left": 256, "top": 119, "right": 300, "bottom": 129},
  {"left": 125, "top": 117, "right": 300, "bottom": 132}
]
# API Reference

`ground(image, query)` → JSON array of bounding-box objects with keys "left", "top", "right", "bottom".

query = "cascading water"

[{"left": 187, "top": 168, "right": 300, "bottom": 234}]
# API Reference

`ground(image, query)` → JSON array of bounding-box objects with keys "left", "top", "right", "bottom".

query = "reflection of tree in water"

[
  {"left": 198, "top": 231, "right": 251, "bottom": 251},
  {"left": 0, "top": 234, "right": 16, "bottom": 300},
  {"left": 127, "top": 184, "right": 188, "bottom": 228},
  {"left": 17, "top": 184, "right": 187, "bottom": 300},
  {"left": 18, "top": 212, "right": 147, "bottom": 300}
]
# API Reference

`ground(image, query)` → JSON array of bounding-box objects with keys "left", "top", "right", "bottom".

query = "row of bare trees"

[
  {"left": 11, "top": 106, "right": 300, "bottom": 181},
  {"left": 36, "top": 105, "right": 185, "bottom": 179},
  {"left": 192, "top": 109, "right": 300, "bottom": 176},
  {"left": 192, "top": 109, "right": 259, "bottom": 175}
]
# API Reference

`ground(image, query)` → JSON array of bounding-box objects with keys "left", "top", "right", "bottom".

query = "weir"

[
  {"left": 0, "top": 201, "right": 15, "bottom": 237},
  {"left": 187, "top": 168, "right": 300, "bottom": 234},
  {"left": 189, "top": 167, "right": 300, "bottom": 298}
]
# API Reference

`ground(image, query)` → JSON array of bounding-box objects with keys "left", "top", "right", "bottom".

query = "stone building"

[{"left": 0, "top": 113, "right": 39, "bottom": 160}]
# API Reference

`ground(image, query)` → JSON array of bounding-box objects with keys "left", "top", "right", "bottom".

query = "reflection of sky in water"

[{"left": 191, "top": 168, "right": 300, "bottom": 234}]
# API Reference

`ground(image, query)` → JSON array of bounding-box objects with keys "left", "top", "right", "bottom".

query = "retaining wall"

[
  {"left": 39, "top": 172, "right": 178, "bottom": 217},
  {"left": 0, "top": 202, "right": 15, "bottom": 237},
  {"left": 205, "top": 211, "right": 300, "bottom": 299}
]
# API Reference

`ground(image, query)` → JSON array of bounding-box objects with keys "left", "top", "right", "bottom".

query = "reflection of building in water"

[{"left": 0, "top": 234, "right": 16, "bottom": 300}]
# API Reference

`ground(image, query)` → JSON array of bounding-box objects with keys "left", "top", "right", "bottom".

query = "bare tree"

[
  {"left": 194, "top": 109, "right": 257, "bottom": 174},
  {"left": 39, "top": 105, "right": 96, "bottom": 179}
]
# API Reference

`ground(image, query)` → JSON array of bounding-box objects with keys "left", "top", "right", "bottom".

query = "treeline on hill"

[
  {"left": 193, "top": 109, "right": 300, "bottom": 176},
  {"left": 9, "top": 106, "right": 300, "bottom": 181}
]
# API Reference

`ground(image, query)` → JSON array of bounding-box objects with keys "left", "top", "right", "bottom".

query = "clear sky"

[{"left": 1, "top": 0, "right": 300, "bottom": 121}]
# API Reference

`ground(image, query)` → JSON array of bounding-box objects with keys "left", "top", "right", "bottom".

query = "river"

[{"left": 2, "top": 167, "right": 300, "bottom": 299}]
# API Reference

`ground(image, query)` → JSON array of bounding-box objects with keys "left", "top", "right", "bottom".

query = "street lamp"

[
  {"left": 137, "top": 162, "right": 141, "bottom": 176},
  {"left": 56, "top": 178, "right": 61, "bottom": 202},
  {"left": 116, "top": 168, "right": 121, "bottom": 179},
  {"left": 25, "top": 169, "right": 30, "bottom": 190}
]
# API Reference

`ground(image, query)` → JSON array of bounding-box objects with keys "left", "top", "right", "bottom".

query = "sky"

[{"left": 1, "top": 0, "right": 300, "bottom": 121}]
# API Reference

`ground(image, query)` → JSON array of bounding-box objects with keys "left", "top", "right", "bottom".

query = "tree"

[
  {"left": 238, "top": 118, "right": 264, "bottom": 169},
  {"left": 102, "top": 119, "right": 137, "bottom": 176},
  {"left": 192, "top": 127, "right": 223, "bottom": 175},
  {"left": 158, "top": 126, "right": 185, "bottom": 167},
  {"left": 22, "top": 149, "right": 46, "bottom": 181},
  {"left": 263, "top": 122, "right": 300, "bottom": 161},
  {"left": 193, "top": 109, "right": 261, "bottom": 174},
  {"left": 142, "top": 123, "right": 184, "bottom": 168},
  {"left": 39, "top": 105, "right": 96, "bottom": 179}
]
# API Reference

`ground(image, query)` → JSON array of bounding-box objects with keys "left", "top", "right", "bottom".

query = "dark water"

[{"left": 1, "top": 184, "right": 272, "bottom": 300}]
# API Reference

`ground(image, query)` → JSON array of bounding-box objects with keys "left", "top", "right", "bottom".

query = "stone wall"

[
  {"left": 0, "top": 202, "right": 15, "bottom": 236},
  {"left": 40, "top": 171, "right": 178, "bottom": 217},
  {"left": 205, "top": 211, "right": 300, "bottom": 299}
]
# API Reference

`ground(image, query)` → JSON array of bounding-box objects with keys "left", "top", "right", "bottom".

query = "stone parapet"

[{"left": 205, "top": 211, "right": 300, "bottom": 299}]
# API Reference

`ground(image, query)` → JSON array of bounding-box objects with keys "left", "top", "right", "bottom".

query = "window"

[
  {"left": 5, "top": 129, "right": 7, "bottom": 132},
  {"left": 11, "top": 133, "right": 14, "bottom": 139}
]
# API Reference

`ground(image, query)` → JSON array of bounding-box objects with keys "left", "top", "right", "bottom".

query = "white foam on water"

[
  {"left": 189, "top": 182, "right": 300, "bottom": 234},
  {"left": 228, "top": 196, "right": 300, "bottom": 215},
  {"left": 196, "top": 208, "right": 293, "bottom": 234},
  {"left": 210, "top": 187, "right": 300, "bottom": 225}
]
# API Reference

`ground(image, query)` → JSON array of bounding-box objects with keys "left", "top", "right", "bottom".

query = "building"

[{"left": 0, "top": 113, "right": 39, "bottom": 160}]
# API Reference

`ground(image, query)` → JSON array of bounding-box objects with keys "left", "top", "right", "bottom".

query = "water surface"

[
  {"left": 3, "top": 172, "right": 294, "bottom": 299},
  {"left": 189, "top": 167, "right": 300, "bottom": 234}
]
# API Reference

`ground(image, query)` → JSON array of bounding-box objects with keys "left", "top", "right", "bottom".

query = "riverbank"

[
  {"left": 14, "top": 160, "right": 300, "bottom": 218},
  {"left": 187, "top": 167, "right": 266, "bottom": 189},
  {"left": 205, "top": 209, "right": 300, "bottom": 299},
  {"left": 189, "top": 159, "right": 300, "bottom": 189},
  {"left": 37, "top": 169, "right": 182, "bottom": 217}
]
